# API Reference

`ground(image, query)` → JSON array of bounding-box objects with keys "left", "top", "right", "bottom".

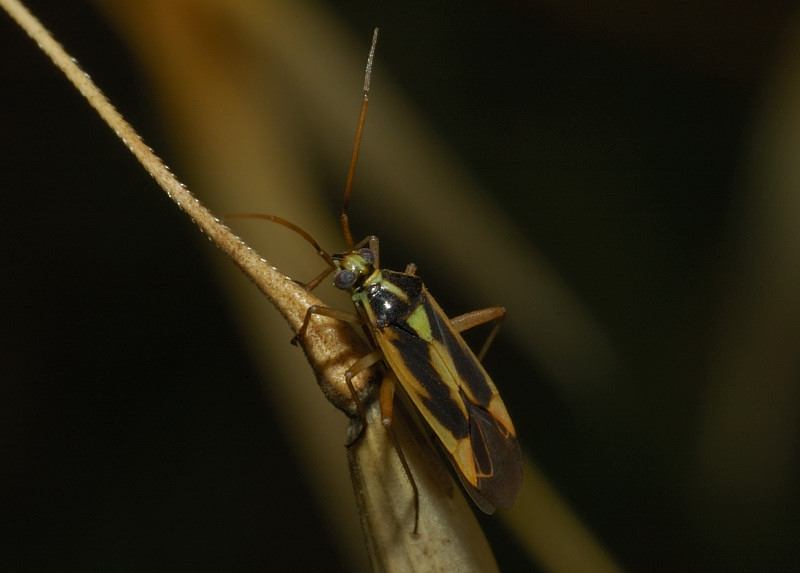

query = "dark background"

[{"left": 2, "top": 1, "right": 798, "bottom": 571}]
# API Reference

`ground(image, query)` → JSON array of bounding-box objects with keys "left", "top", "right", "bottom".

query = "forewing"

[{"left": 367, "top": 288, "right": 521, "bottom": 512}]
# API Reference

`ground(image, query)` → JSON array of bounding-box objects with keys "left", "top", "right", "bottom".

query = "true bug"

[{"left": 235, "top": 28, "right": 522, "bottom": 518}]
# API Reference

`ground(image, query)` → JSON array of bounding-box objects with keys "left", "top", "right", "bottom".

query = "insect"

[{"left": 236, "top": 28, "right": 522, "bottom": 519}]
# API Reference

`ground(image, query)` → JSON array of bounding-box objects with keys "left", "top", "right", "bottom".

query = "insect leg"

[
  {"left": 343, "top": 348, "right": 384, "bottom": 429},
  {"left": 303, "top": 266, "right": 334, "bottom": 291},
  {"left": 293, "top": 304, "right": 385, "bottom": 437},
  {"left": 293, "top": 305, "right": 361, "bottom": 346},
  {"left": 378, "top": 368, "right": 396, "bottom": 426},
  {"left": 296, "top": 306, "right": 421, "bottom": 531},
  {"left": 379, "top": 372, "right": 421, "bottom": 534},
  {"left": 449, "top": 306, "right": 506, "bottom": 361},
  {"left": 369, "top": 235, "right": 380, "bottom": 268}
]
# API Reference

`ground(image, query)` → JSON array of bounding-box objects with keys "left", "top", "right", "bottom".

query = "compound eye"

[
  {"left": 333, "top": 269, "right": 357, "bottom": 290},
  {"left": 358, "top": 248, "right": 375, "bottom": 264}
]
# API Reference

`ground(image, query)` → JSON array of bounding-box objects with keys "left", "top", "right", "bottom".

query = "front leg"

[{"left": 293, "top": 304, "right": 362, "bottom": 346}]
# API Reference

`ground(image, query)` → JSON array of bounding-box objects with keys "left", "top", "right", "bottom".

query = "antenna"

[{"left": 341, "top": 27, "right": 379, "bottom": 249}]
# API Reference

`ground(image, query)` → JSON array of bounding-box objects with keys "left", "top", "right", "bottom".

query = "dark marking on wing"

[
  {"left": 386, "top": 325, "right": 470, "bottom": 439},
  {"left": 424, "top": 294, "right": 494, "bottom": 407},
  {"left": 463, "top": 393, "right": 522, "bottom": 511}
]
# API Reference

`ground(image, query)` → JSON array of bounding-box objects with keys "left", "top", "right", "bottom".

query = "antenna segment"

[{"left": 341, "top": 27, "right": 379, "bottom": 249}]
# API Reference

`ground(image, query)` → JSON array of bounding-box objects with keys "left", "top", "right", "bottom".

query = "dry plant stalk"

[
  {"left": 0, "top": 0, "right": 502, "bottom": 570},
  {"left": 348, "top": 398, "right": 500, "bottom": 573},
  {"left": 0, "top": 0, "right": 376, "bottom": 415}
]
